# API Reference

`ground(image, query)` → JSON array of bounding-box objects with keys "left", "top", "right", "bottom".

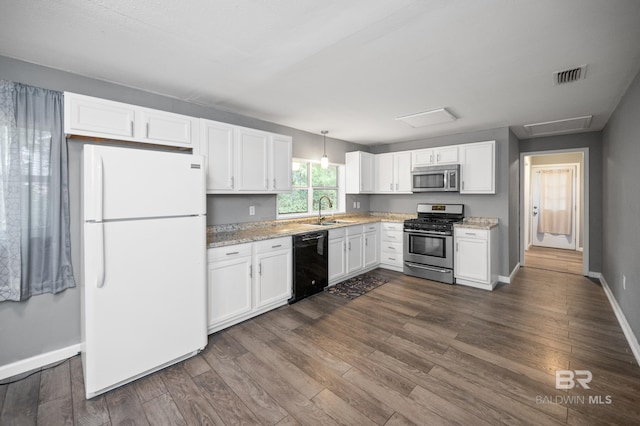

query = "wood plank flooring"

[
  {"left": 525, "top": 246, "right": 583, "bottom": 275},
  {"left": 2, "top": 267, "right": 639, "bottom": 425}
]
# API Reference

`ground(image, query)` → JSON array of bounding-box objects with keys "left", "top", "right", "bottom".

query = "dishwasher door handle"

[{"left": 302, "top": 235, "right": 324, "bottom": 241}]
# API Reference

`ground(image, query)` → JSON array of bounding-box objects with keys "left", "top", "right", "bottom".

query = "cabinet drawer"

[
  {"left": 346, "top": 225, "right": 364, "bottom": 235},
  {"left": 208, "top": 243, "right": 252, "bottom": 262},
  {"left": 381, "top": 230, "right": 402, "bottom": 243},
  {"left": 455, "top": 228, "right": 488, "bottom": 240},
  {"left": 329, "top": 227, "right": 346, "bottom": 239},
  {"left": 254, "top": 236, "right": 292, "bottom": 253},
  {"left": 363, "top": 223, "right": 379, "bottom": 233},
  {"left": 380, "top": 252, "right": 403, "bottom": 267},
  {"left": 381, "top": 242, "right": 403, "bottom": 254},
  {"left": 381, "top": 222, "right": 403, "bottom": 232}
]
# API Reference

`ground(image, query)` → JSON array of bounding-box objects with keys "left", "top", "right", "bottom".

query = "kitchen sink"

[{"left": 305, "top": 219, "right": 356, "bottom": 227}]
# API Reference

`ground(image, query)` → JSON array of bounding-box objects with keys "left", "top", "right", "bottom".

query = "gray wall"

[
  {"left": 602, "top": 68, "right": 640, "bottom": 339},
  {"left": 369, "top": 127, "right": 514, "bottom": 277},
  {"left": 519, "top": 132, "right": 603, "bottom": 272},
  {"left": 0, "top": 55, "right": 368, "bottom": 366}
]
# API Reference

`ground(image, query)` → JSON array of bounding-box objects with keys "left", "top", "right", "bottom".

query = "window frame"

[{"left": 276, "top": 158, "right": 346, "bottom": 219}]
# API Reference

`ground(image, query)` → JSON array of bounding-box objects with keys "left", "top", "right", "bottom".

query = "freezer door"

[
  {"left": 83, "top": 144, "right": 205, "bottom": 221},
  {"left": 83, "top": 216, "right": 207, "bottom": 397}
]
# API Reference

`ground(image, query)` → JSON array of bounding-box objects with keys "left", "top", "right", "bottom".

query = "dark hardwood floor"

[
  {"left": 2, "top": 267, "right": 639, "bottom": 425},
  {"left": 525, "top": 246, "right": 583, "bottom": 275}
]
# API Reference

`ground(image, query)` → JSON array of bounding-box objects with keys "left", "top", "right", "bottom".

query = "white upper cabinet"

[
  {"left": 138, "top": 108, "right": 198, "bottom": 147},
  {"left": 271, "top": 134, "right": 293, "bottom": 192},
  {"left": 374, "top": 152, "right": 411, "bottom": 193},
  {"left": 64, "top": 92, "right": 197, "bottom": 148},
  {"left": 65, "top": 93, "right": 136, "bottom": 139},
  {"left": 346, "top": 151, "right": 375, "bottom": 194},
  {"left": 236, "top": 128, "right": 270, "bottom": 191},
  {"left": 198, "top": 120, "right": 235, "bottom": 191},
  {"left": 411, "top": 146, "right": 459, "bottom": 167},
  {"left": 459, "top": 141, "right": 495, "bottom": 194},
  {"left": 375, "top": 153, "right": 395, "bottom": 193},
  {"left": 199, "top": 119, "right": 292, "bottom": 194}
]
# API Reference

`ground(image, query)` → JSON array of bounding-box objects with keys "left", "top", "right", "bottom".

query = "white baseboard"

[
  {"left": 0, "top": 344, "right": 81, "bottom": 381},
  {"left": 599, "top": 275, "right": 640, "bottom": 366},
  {"left": 498, "top": 262, "right": 521, "bottom": 284}
]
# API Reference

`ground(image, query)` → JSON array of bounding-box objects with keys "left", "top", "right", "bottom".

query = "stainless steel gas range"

[{"left": 403, "top": 203, "right": 464, "bottom": 284}]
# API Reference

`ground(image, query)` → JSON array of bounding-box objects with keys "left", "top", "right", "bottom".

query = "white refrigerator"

[{"left": 80, "top": 144, "right": 207, "bottom": 399}]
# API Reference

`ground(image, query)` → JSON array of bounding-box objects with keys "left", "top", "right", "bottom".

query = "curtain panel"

[
  {"left": 538, "top": 168, "right": 573, "bottom": 235},
  {"left": 0, "top": 81, "right": 75, "bottom": 301}
]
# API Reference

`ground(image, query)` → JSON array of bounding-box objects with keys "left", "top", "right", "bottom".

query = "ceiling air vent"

[{"left": 553, "top": 65, "right": 587, "bottom": 85}]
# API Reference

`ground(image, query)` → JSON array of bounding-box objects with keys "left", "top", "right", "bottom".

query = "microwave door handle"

[{"left": 443, "top": 171, "right": 448, "bottom": 189}]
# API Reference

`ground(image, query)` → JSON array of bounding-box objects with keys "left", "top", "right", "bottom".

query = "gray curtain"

[{"left": 0, "top": 81, "right": 75, "bottom": 301}]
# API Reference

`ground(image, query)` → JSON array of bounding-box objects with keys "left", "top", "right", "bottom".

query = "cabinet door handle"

[
  {"left": 226, "top": 251, "right": 240, "bottom": 256},
  {"left": 365, "top": 238, "right": 368, "bottom": 247},
  {"left": 430, "top": 154, "right": 433, "bottom": 163},
  {"left": 462, "top": 181, "right": 465, "bottom": 190},
  {"left": 230, "top": 176, "right": 234, "bottom": 189},
  {"left": 388, "top": 246, "right": 395, "bottom": 250},
  {"left": 271, "top": 244, "right": 282, "bottom": 249},
  {"left": 249, "top": 265, "right": 253, "bottom": 278},
  {"left": 259, "top": 263, "right": 262, "bottom": 275},
  {"left": 389, "top": 183, "right": 393, "bottom": 190},
  {"left": 456, "top": 243, "right": 459, "bottom": 252},
  {"left": 389, "top": 257, "right": 396, "bottom": 261},
  {"left": 437, "top": 153, "right": 441, "bottom": 162},
  {"left": 395, "top": 183, "right": 398, "bottom": 190},
  {"left": 265, "top": 178, "right": 268, "bottom": 189},
  {"left": 130, "top": 120, "right": 134, "bottom": 137},
  {"left": 273, "top": 178, "right": 276, "bottom": 188},
  {"left": 348, "top": 242, "right": 351, "bottom": 251},
  {"left": 465, "top": 232, "right": 477, "bottom": 236},
  {"left": 146, "top": 122, "right": 149, "bottom": 138}
]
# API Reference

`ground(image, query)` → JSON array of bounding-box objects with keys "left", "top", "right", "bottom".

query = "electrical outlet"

[
  {"left": 623, "top": 275, "right": 626, "bottom": 290},
  {"left": 356, "top": 201, "right": 360, "bottom": 208},
  {"left": 353, "top": 201, "right": 357, "bottom": 208},
  {"left": 249, "top": 206, "right": 255, "bottom": 216}
]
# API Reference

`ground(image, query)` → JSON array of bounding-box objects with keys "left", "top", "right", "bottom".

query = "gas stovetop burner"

[{"left": 403, "top": 203, "right": 465, "bottom": 232}]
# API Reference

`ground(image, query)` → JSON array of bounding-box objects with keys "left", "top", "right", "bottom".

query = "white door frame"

[
  {"left": 520, "top": 148, "right": 589, "bottom": 276},
  {"left": 530, "top": 163, "right": 578, "bottom": 250}
]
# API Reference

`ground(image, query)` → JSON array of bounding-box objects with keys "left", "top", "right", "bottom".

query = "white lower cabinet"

[
  {"left": 364, "top": 223, "right": 379, "bottom": 268},
  {"left": 379, "top": 222, "right": 403, "bottom": 271},
  {"left": 346, "top": 226, "right": 364, "bottom": 274},
  {"left": 454, "top": 227, "right": 499, "bottom": 290},
  {"left": 328, "top": 228, "right": 347, "bottom": 283},
  {"left": 207, "top": 236, "right": 292, "bottom": 333},
  {"left": 254, "top": 238, "right": 293, "bottom": 309}
]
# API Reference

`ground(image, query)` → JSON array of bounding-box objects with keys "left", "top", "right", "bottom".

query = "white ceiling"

[{"left": 1, "top": 0, "right": 640, "bottom": 144}]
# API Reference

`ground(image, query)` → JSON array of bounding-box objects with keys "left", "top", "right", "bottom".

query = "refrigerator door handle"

[
  {"left": 94, "top": 153, "right": 105, "bottom": 288},
  {"left": 96, "top": 222, "right": 105, "bottom": 288},
  {"left": 94, "top": 154, "right": 104, "bottom": 222}
]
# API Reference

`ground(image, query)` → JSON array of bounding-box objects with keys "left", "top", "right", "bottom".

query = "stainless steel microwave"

[{"left": 411, "top": 164, "right": 460, "bottom": 192}]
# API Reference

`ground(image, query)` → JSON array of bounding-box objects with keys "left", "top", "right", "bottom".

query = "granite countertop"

[
  {"left": 454, "top": 217, "right": 499, "bottom": 230},
  {"left": 207, "top": 212, "right": 414, "bottom": 248}
]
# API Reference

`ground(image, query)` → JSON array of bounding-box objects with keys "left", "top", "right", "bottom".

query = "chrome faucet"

[{"left": 318, "top": 196, "right": 333, "bottom": 225}]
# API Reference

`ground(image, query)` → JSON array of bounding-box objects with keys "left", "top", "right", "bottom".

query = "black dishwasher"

[{"left": 289, "top": 230, "right": 328, "bottom": 304}]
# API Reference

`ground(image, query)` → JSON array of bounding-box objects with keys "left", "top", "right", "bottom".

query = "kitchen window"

[{"left": 277, "top": 159, "right": 345, "bottom": 218}]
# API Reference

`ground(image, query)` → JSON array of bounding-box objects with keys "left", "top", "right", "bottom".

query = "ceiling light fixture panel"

[
  {"left": 523, "top": 115, "right": 592, "bottom": 136},
  {"left": 395, "top": 108, "right": 457, "bottom": 128}
]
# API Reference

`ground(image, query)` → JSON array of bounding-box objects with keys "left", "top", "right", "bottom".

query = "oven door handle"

[
  {"left": 403, "top": 229, "right": 452, "bottom": 236},
  {"left": 404, "top": 262, "right": 452, "bottom": 274}
]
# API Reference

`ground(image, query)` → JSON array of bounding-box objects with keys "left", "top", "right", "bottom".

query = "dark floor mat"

[{"left": 327, "top": 273, "right": 389, "bottom": 299}]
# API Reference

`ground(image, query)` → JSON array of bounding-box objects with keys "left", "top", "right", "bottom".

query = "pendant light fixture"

[{"left": 320, "top": 130, "right": 329, "bottom": 169}]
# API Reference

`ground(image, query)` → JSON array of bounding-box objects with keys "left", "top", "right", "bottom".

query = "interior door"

[{"left": 531, "top": 166, "right": 576, "bottom": 250}]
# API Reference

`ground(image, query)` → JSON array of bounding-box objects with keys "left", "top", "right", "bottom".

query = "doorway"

[{"left": 520, "top": 149, "right": 588, "bottom": 276}]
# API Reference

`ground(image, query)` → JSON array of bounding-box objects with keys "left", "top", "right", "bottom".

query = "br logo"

[{"left": 556, "top": 370, "right": 592, "bottom": 389}]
